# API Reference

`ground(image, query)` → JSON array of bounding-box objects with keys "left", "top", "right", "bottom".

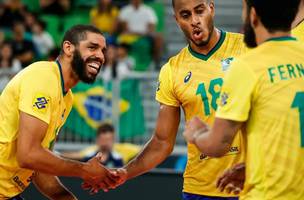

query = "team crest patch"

[
  {"left": 221, "top": 57, "right": 234, "bottom": 72},
  {"left": 32, "top": 94, "right": 50, "bottom": 113}
]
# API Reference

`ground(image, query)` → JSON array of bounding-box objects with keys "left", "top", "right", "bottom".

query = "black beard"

[
  {"left": 244, "top": 17, "right": 257, "bottom": 48},
  {"left": 193, "top": 27, "right": 214, "bottom": 47},
  {"left": 71, "top": 50, "right": 101, "bottom": 84}
]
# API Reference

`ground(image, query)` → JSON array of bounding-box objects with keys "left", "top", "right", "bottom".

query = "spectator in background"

[
  {"left": 101, "top": 43, "right": 133, "bottom": 82},
  {"left": 90, "top": 0, "right": 119, "bottom": 37},
  {"left": 39, "top": 0, "right": 71, "bottom": 15},
  {"left": 11, "top": 21, "right": 35, "bottom": 68},
  {"left": 0, "top": 41, "right": 21, "bottom": 90},
  {"left": 89, "top": 123, "right": 123, "bottom": 168},
  {"left": 24, "top": 11, "right": 37, "bottom": 33},
  {"left": 116, "top": 43, "right": 134, "bottom": 74},
  {"left": 32, "top": 20, "right": 55, "bottom": 58},
  {"left": 118, "top": 0, "right": 163, "bottom": 66},
  {"left": 0, "top": 0, "right": 27, "bottom": 29}
]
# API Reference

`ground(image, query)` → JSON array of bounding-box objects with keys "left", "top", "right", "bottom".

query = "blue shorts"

[
  {"left": 183, "top": 192, "right": 238, "bottom": 200},
  {"left": 9, "top": 195, "right": 24, "bottom": 200}
]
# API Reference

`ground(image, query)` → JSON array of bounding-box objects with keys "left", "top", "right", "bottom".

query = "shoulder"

[
  {"left": 120, "top": 5, "right": 132, "bottom": 13},
  {"left": 141, "top": 4, "right": 154, "bottom": 11},
  {"left": 166, "top": 46, "right": 188, "bottom": 70},
  {"left": 224, "top": 31, "right": 246, "bottom": 47},
  {"left": 21, "top": 61, "right": 58, "bottom": 83}
]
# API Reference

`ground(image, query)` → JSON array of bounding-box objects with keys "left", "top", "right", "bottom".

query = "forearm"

[
  {"left": 18, "top": 147, "right": 86, "bottom": 178},
  {"left": 194, "top": 130, "right": 230, "bottom": 157},
  {"left": 124, "top": 135, "right": 173, "bottom": 180}
]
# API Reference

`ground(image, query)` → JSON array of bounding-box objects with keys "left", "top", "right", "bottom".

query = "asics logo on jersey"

[
  {"left": 184, "top": 71, "right": 192, "bottom": 83},
  {"left": 34, "top": 97, "right": 49, "bottom": 109}
]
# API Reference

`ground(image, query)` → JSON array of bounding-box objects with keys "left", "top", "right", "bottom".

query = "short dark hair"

[
  {"left": 172, "top": 0, "right": 210, "bottom": 8},
  {"left": 61, "top": 24, "right": 103, "bottom": 47},
  {"left": 245, "top": 0, "right": 300, "bottom": 32},
  {"left": 97, "top": 123, "right": 115, "bottom": 136}
]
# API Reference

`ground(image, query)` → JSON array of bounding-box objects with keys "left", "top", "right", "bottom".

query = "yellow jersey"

[
  {"left": 90, "top": 7, "right": 119, "bottom": 34},
  {"left": 0, "top": 61, "right": 73, "bottom": 198},
  {"left": 156, "top": 30, "right": 247, "bottom": 197},
  {"left": 292, "top": 20, "right": 304, "bottom": 41},
  {"left": 216, "top": 37, "right": 304, "bottom": 200}
]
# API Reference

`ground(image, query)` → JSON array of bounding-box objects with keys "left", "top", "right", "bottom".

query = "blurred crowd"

[{"left": 0, "top": 0, "right": 163, "bottom": 89}]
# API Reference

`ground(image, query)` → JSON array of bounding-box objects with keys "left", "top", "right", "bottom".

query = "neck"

[
  {"left": 255, "top": 27, "right": 291, "bottom": 45},
  {"left": 292, "top": 2, "right": 304, "bottom": 28},
  {"left": 57, "top": 55, "right": 79, "bottom": 93},
  {"left": 133, "top": 4, "right": 140, "bottom": 9},
  {"left": 189, "top": 27, "right": 221, "bottom": 55}
]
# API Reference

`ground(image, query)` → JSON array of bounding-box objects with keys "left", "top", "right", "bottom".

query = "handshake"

[{"left": 80, "top": 153, "right": 128, "bottom": 194}]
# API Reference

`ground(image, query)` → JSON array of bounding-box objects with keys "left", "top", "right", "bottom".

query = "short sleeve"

[
  {"left": 146, "top": 7, "right": 157, "bottom": 24},
  {"left": 19, "top": 73, "right": 57, "bottom": 124},
  {"left": 155, "top": 63, "right": 180, "bottom": 107},
  {"left": 216, "top": 59, "right": 257, "bottom": 121}
]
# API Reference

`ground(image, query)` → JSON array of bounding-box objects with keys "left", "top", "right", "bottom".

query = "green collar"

[
  {"left": 188, "top": 30, "right": 226, "bottom": 61},
  {"left": 266, "top": 36, "right": 297, "bottom": 42},
  {"left": 55, "top": 60, "right": 67, "bottom": 96}
]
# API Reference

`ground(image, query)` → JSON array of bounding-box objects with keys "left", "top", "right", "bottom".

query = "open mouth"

[
  {"left": 192, "top": 29, "right": 203, "bottom": 40},
  {"left": 87, "top": 62, "right": 101, "bottom": 74}
]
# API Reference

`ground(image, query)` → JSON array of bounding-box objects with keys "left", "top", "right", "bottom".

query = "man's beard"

[
  {"left": 71, "top": 50, "right": 101, "bottom": 84},
  {"left": 190, "top": 20, "right": 214, "bottom": 47},
  {"left": 244, "top": 16, "right": 257, "bottom": 48},
  {"left": 192, "top": 26, "right": 214, "bottom": 47}
]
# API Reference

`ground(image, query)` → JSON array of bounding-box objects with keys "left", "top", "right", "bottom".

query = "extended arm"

[
  {"left": 124, "top": 104, "right": 180, "bottom": 180},
  {"left": 16, "top": 112, "right": 114, "bottom": 183},
  {"left": 184, "top": 117, "right": 242, "bottom": 157}
]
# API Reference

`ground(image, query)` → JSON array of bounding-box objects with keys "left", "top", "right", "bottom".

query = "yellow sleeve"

[
  {"left": 155, "top": 63, "right": 180, "bottom": 107},
  {"left": 18, "top": 72, "right": 57, "bottom": 124},
  {"left": 216, "top": 59, "right": 257, "bottom": 121}
]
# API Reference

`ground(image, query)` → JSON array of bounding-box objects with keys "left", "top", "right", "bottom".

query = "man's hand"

[
  {"left": 216, "top": 163, "right": 245, "bottom": 195},
  {"left": 81, "top": 154, "right": 117, "bottom": 192},
  {"left": 183, "top": 116, "right": 209, "bottom": 144},
  {"left": 82, "top": 168, "right": 127, "bottom": 194}
]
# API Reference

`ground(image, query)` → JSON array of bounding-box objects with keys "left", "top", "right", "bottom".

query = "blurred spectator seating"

[
  {"left": 0, "top": 41, "right": 22, "bottom": 91},
  {"left": 62, "top": 123, "right": 141, "bottom": 167},
  {"left": 11, "top": 21, "right": 35, "bottom": 68},
  {"left": 90, "top": 0, "right": 119, "bottom": 36},
  {"left": 118, "top": 0, "right": 164, "bottom": 70},
  {"left": 101, "top": 43, "right": 134, "bottom": 82},
  {"left": 32, "top": 19, "right": 55, "bottom": 58}
]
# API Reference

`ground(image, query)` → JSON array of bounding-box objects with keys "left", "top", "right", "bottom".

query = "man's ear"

[
  {"left": 209, "top": 0, "right": 215, "bottom": 18},
  {"left": 250, "top": 7, "right": 259, "bottom": 29},
  {"left": 62, "top": 41, "right": 75, "bottom": 57}
]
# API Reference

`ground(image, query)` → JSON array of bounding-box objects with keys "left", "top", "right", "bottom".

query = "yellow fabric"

[
  {"left": 156, "top": 31, "right": 247, "bottom": 197},
  {"left": 68, "top": 143, "right": 140, "bottom": 164},
  {"left": 292, "top": 20, "right": 304, "bottom": 41},
  {"left": 114, "top": 143, "right": 141, "bottom": 164},
  {"left": 216, "top": 38, "right": 304, "bottom": 200},
  {"left": 90, "top": 7, "right": 119, "bottom": 34},
  {"left": 0, "top": 61, "right": 73, "bottom": 198}
]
